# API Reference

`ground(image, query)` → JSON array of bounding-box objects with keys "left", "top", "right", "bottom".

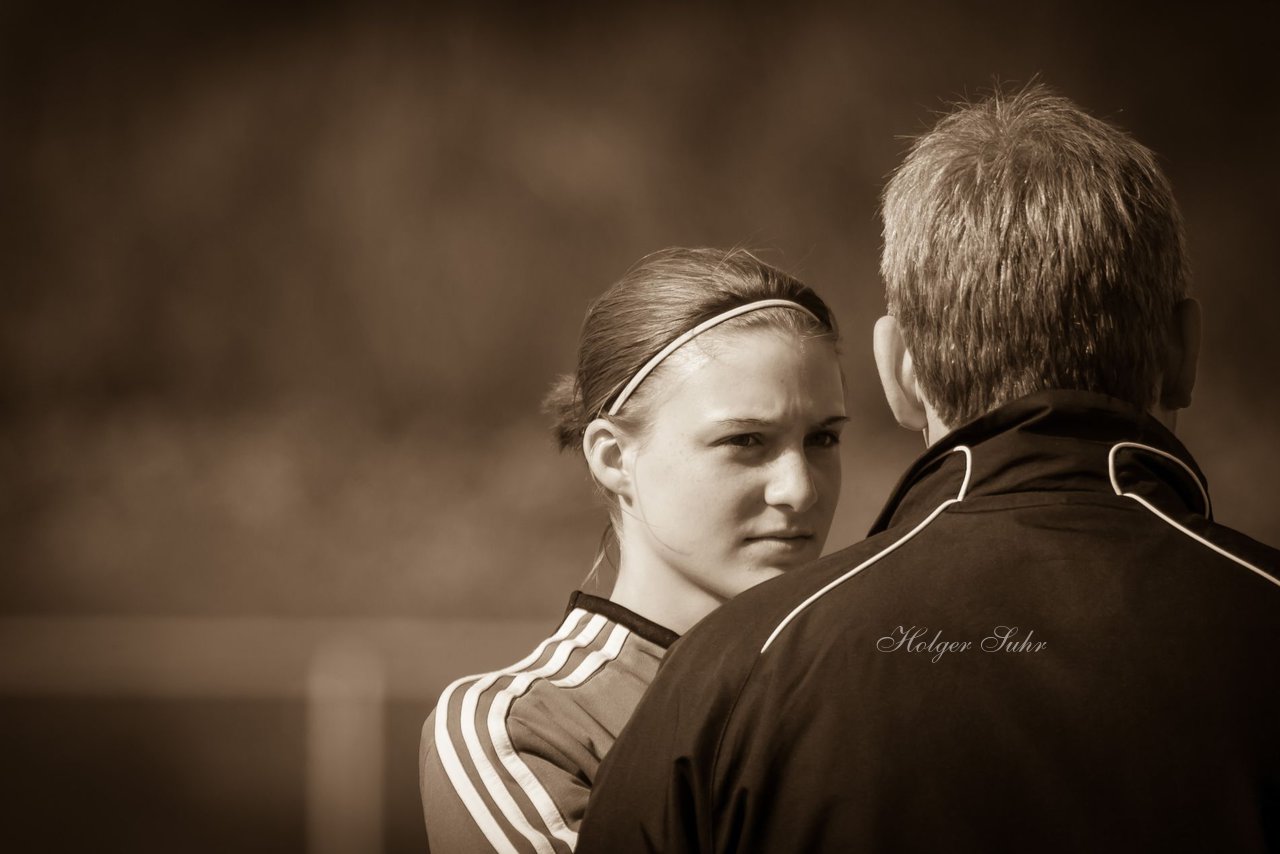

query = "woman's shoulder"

[
  {"left": 420, "top": 628, "right": 591, "bottom": 854},
  {"left": 427, "top": 593, "right": 670, "bottom": 750},
  {"left": 420, "top": 593, "right": 668, "bottom": 849}
]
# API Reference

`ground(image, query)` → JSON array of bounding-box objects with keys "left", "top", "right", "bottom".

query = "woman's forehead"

[{"left": 651, "top": 327, "right": 844, "bottom": 418}]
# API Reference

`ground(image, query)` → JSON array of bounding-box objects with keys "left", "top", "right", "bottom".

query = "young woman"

[{"left": 419, "top": 247, "right": 846, "bottom": 853}]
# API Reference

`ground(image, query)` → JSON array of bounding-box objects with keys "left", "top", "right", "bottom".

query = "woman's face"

[{"left": 615, "top": 325, "right": 846, "bottom": 625}]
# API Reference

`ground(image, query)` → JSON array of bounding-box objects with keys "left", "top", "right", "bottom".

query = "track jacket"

[
  {"left": 576, "top": 391, "right": 1280, "bottom": 853},
  {"left": 421, "top": 591, "right": 679, "bottom": 853}
]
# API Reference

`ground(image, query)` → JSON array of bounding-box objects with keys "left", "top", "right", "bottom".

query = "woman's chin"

[{"left": 726, "top": 564, "right": 788, "bottom": 596}]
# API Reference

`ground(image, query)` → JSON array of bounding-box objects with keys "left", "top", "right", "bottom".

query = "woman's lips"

[
  {"left": 745, "top": 533, "right": 814, "bottom": 549},
  {"left": 746, "top": 530, "right": 813, "bottom": 541}
]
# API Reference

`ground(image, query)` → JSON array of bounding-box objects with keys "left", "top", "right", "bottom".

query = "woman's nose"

[{"left": 763, "top": 450, "right": 818, "bottom": 512}]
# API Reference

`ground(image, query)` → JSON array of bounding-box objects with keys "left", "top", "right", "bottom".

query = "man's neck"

[
  {"left": 923, "top": 398, "right": 1179, "bottom": 447},
  {"left": 923, "top": 404, "right": 951, "bottom": 447}
]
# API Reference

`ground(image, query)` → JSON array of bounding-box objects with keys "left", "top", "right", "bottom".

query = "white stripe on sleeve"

[
  {"left": 431, "top": 609, "right": 589, "bottom": 853},
  {"left": 485, "top": 623, "right": 632, "bottom": 850},
  {"left": 459, "top": 614, "right": 608, "bottom": 854}
]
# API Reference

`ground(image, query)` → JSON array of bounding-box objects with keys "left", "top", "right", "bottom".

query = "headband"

[{"left": 604, "top": 298, "right": 822, "bottom": 417}]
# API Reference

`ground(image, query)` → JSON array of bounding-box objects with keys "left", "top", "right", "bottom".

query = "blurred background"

[{"left": 2, "top": 1, "right": 1277, "bottom": 850}]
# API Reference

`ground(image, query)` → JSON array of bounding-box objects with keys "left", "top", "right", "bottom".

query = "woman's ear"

[
  {"left": 873, "top": 315, "right": 928, "bottom": 431},
  {"left": 583, "top": 418, "right": 634, "bottom": 501}
]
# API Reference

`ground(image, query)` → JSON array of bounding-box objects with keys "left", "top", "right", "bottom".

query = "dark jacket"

[{"left": 576, "top": 391, "right": 1280, "bottom": 853}]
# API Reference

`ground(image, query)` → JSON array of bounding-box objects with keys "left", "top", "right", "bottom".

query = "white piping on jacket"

[
  {"left": 760, "top": 446, "right": 974, "bottom": 653},
  {"left": 1108, "top": 441, "right": 1279, "bottom": 590}
]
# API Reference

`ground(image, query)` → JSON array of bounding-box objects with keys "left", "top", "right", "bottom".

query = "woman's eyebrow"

[
  {"left": 713, "top": 415, "right": 849, "bottom": 427},
  {"left": 715, "top": 417, "right": 773, "bottom": 427}
]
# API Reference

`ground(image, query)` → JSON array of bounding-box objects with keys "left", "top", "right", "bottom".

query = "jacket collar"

[
  {"left": 868, "top": 390, "right": 1211, "bottom": 536},
  {"left": 565, "top": 591, "right": 681, "bottom": 649}
]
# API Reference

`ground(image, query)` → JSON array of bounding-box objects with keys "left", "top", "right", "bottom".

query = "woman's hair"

[{"left": 544, "top": 247, "right": 838, "bottom": 451}]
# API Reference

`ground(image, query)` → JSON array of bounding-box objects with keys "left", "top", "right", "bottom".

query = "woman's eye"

[
  {"left": 722, "top": 433, "right": 763, "bottom": 448},
  {"left": 807, "top": 430, "right": 841, "bottom": 448}
]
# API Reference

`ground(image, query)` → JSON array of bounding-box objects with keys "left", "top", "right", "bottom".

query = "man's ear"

[
  {"left": 873, "top": 315, "right": 928, "bottom": 431},
  {"left": 583, "top": 418, "right": 634, "bottom": 501},
  {"left": 1160, "top": 298, "right": 1201, "bottom": 410}
]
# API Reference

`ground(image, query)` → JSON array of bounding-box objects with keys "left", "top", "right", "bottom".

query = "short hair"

[
  {"left": 880, "top": 83, "right": 1190, "bottom": 426},
  {"left": 544, "top": 247, "right": 838, "bottom": 451}
]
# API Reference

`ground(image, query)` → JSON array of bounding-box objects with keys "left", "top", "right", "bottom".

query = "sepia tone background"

[{"left": 3, "top": 1, "right": 1277, "bottom": 851}]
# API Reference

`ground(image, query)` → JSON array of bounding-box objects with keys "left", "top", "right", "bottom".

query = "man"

[{"left": 576, "top": 85, "right": 1280, "bottom": 852}]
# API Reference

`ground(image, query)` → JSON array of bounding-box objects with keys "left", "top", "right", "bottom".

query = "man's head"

[{"left": 874, "top": 83, "right": 1200, "bottom": 441}]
